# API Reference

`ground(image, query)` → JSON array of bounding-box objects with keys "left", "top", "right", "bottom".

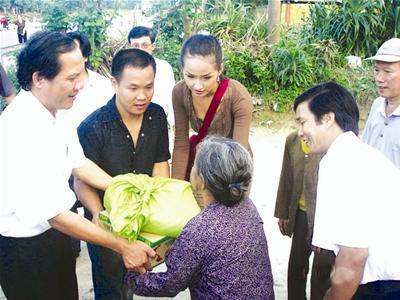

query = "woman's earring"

[{"left": 217, "top": 77, "right": 220, "bottom": 84}]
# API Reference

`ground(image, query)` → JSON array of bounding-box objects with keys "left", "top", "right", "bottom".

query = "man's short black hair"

[
  {"left": 294, "top": 82, "right": 360, "bottom": 135},
  {"left": 17, "top": 31, "right": 77, "bottom": 91},
  {"left": 66, "top": 31, "right": 92, "bottom": 59},
  {"left": 111, "top": 48, "right": 156, "bottom": 82},
  {"left": 127, "top": 26, "right": 156, "bottom": 44}
]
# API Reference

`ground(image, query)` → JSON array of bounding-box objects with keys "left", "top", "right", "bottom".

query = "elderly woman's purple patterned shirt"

[{"left": 127, "top": 197, "right": 275, "bottom": 300}]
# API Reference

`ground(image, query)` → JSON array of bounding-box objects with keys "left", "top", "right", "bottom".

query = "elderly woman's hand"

[{"left": 120, "top": 239, "right": 155, "bottom": 273}]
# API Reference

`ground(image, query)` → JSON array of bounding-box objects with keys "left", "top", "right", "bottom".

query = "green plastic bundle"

[{"left": 104, "top": 174, "right": 201, "bottom": 242}]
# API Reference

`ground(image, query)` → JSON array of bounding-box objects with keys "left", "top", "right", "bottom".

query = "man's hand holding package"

[{"left": 120, "top": 239, "right": 156, "bottom": 274}]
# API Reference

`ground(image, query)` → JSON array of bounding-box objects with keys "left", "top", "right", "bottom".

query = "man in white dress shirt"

[
  {"left": 362, "top": 38, "right": 400, "bottom": 169},
  {"left": 128, "top": 26, "right": 175, "bottom": 128},
  {"left": 0, "top": 31, "right": 154, "bottom": 300},
  {"left": 294, "top": 82, "right": 400, "bottom": 299}
]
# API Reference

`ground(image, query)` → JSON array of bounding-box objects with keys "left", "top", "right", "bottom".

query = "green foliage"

[
  {"left": 340, "top": 64, "right": 378, "bottom": 106},
  {"left": 153, "top": 31, "right": 182, "bottom": 81},
  {"left": 269, "top": 27, "right": 344, "bottom": 88},
  {"left": 41, "top": 1, "right": 72, "bottom": 32},
  {"left": 148, "top": 0, "right": 188, "bottom": 80},
  {"left": 263, "top": 86, "right": 303, "bottom": 113},
  {"left": 307, "top": 0, "right": 400, "bottom": 57},
  {"left": 270, "top": 35, "right": 314, "bottom": 89},
  {"left": 41, "top": 0, "right": 114, "bottom": 70},
  {"left": 149, "top": 0, "right": 202, "bottom": 41},
  {"left": 202, "top": 0, "right": 253, "bottom": 41},
  {"left": 225, "top": 49, "right": 270, "bottom": 95},
  {"left": 0, "top": 65, "right": 19, "bottom": 112},
  {"left": 73, "top": 2, "right": 114, "bottom": 69},
  {"left": 0, "top": 0, "right": 44, "bottom": 13},
  {"left": 6, "top": 65, "right": 20, "bottom": 93},
  {"left": 382, "top": 0, "right": 400, "bottom": 38},
  {"left": 199, "top": 0, "right": 270, "bottom": 95}
]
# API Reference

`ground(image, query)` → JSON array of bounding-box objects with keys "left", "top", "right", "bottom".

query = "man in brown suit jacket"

[{"left": 274, "top": 131, "right": 335, "bottom": 300}]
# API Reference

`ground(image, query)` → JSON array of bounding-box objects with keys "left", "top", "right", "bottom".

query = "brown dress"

[{"left": 171, "top": 79, "right": 253, "bottom": 180}]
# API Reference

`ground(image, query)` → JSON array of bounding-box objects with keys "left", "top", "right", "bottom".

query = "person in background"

[
  {"left": 16, "top": 14, "right": 27, "bottom": 43},
  {"left": 75, "top": 48, "right": 170, "bottom": 300},
  {"left": 172, "top": 34, "right": 253, "bottom": 180},
  {"left": 127, "top": 136, "right": 274, "bottom": 299},
  {"left": 128, "top": 26, "right": 175, "bottom": 128},
  {"left": 0, "top": 62, "right": 15, "bottom": 105},
  {"left": 363, "top": 38, "right": 400, "bottom": 168},
  {"left": 275, "top": 131, "right": 334, "bottom": 299},
  {"left": 57, "top": 31, "right": 114, "bottom": 257},
  {"left": 0, "top": 31, "right": 154, "bottom": 300},
  {"left": 294, "top": 81, "right": 400, "bottom": 299}
]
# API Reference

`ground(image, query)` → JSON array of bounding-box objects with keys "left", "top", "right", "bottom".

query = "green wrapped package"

[{"left": 104, "top": 174, "right": 201, "bottom": 242}]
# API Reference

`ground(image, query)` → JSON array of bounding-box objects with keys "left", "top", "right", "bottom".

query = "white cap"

[{"left": 366, "top": 38, "right": 400, "bottom": 62}]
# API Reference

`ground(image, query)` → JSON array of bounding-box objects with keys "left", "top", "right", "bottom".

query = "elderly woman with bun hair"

[{"left": 127, "top": 137, "right": 274, "bottom": 299}]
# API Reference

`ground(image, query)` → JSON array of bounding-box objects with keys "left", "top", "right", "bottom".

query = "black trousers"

[
  {"left": 69, "top": 175, "right": 82, "bottom": 256},
  {"left": 0, "top": 228, "right": 78, "bottom": 300},
  {"left": 352, "top": 280, "right": 400, "bottom": 300},
  {"left": 288, "top": 210, "right": 335, "bottom": 300},
  {"left": 17, "top": 32, "right": 27, "bottom": 43}
]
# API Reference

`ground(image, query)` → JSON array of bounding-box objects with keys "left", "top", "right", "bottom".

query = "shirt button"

[
  {"left": 141, "top": 133, "right": 144, "bottom": 137},
  {"left": 127, "top": 135, "right": 130, "bottom": 139},
  {"left": 133, "top": 151, "right": 135, "bottom": 155},
  {"left": 149, "top": 116, "right": 152, "bottom": 120},
  {"left": 380, "top": 134, "right": 384, "bottom": 138},
  {"left": 384, "top": 122, "right": 388, "bottom": 126}
]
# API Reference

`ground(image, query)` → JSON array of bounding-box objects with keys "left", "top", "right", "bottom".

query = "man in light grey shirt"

[{"left": 363, "top": 38, "right": 400, "bottom": 168}]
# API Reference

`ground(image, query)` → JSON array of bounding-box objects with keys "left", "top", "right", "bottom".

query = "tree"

[
  {"left": 41, "top": 0, "right": 114, "bottom": 70},
  {"left": 0, "top": 0, "right": 45, "bottom": 13},
  {"left": 73, "top": 0, "right": 113, "bottom": 69}
]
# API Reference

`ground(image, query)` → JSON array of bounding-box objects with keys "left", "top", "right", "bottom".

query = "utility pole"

[
  {"left": 285, "top": 0, "right": 292, "bottom": 24},
  {"left": 267, "top": 0, "right": 281, "bottom": 46}
]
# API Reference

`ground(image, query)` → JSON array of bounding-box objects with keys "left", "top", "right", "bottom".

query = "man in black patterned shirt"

[{"left": 75, "top": 48, "right": 170, "bottom": 300}]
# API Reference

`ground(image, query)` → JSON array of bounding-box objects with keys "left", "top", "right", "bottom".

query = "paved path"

[{"left": 0, "top": 21, "right": 41, "bottom": 68}]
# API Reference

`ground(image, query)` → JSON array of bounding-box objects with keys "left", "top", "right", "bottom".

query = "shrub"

[
  {"left": 263, "top": 85, "right": 304, "bottom": 112},
  {"left": 153, "top": 31, "right": 182, "bottom": 81},
  {"left": 306, "top": 0, "right": 400, "bottom": 57},
  {"left": 224, "top": 49, "right": 271, "bottom": 96},
  {"left": 270, "top": 37, "right": 315, "bottom": 90}
]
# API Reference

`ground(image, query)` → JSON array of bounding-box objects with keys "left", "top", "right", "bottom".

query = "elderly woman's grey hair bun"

[
  {"left": 194, "top": 136, "right": 253, "bottom": 207},
  {"left": 228, "top": 182, "right": 247, "bottom": 203}
]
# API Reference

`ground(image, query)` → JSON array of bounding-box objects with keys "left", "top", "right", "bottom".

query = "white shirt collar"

[
  {"left": 326, "top": 131, "right": 357, "bottom": 157},
  {"left": 377, "top": 97, "right": 400, "bottom": 117},
  {"left": 18, "top": 89, "right": 57, "bottom": 126}
]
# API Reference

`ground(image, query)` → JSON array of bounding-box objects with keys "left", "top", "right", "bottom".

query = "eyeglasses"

[{"left": 131, "top": 42, "right": 152, "bottom": 49}]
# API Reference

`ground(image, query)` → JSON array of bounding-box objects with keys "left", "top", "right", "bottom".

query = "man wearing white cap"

[{"left": 363, "top": 38, "right": 400, "bottom": 168}]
